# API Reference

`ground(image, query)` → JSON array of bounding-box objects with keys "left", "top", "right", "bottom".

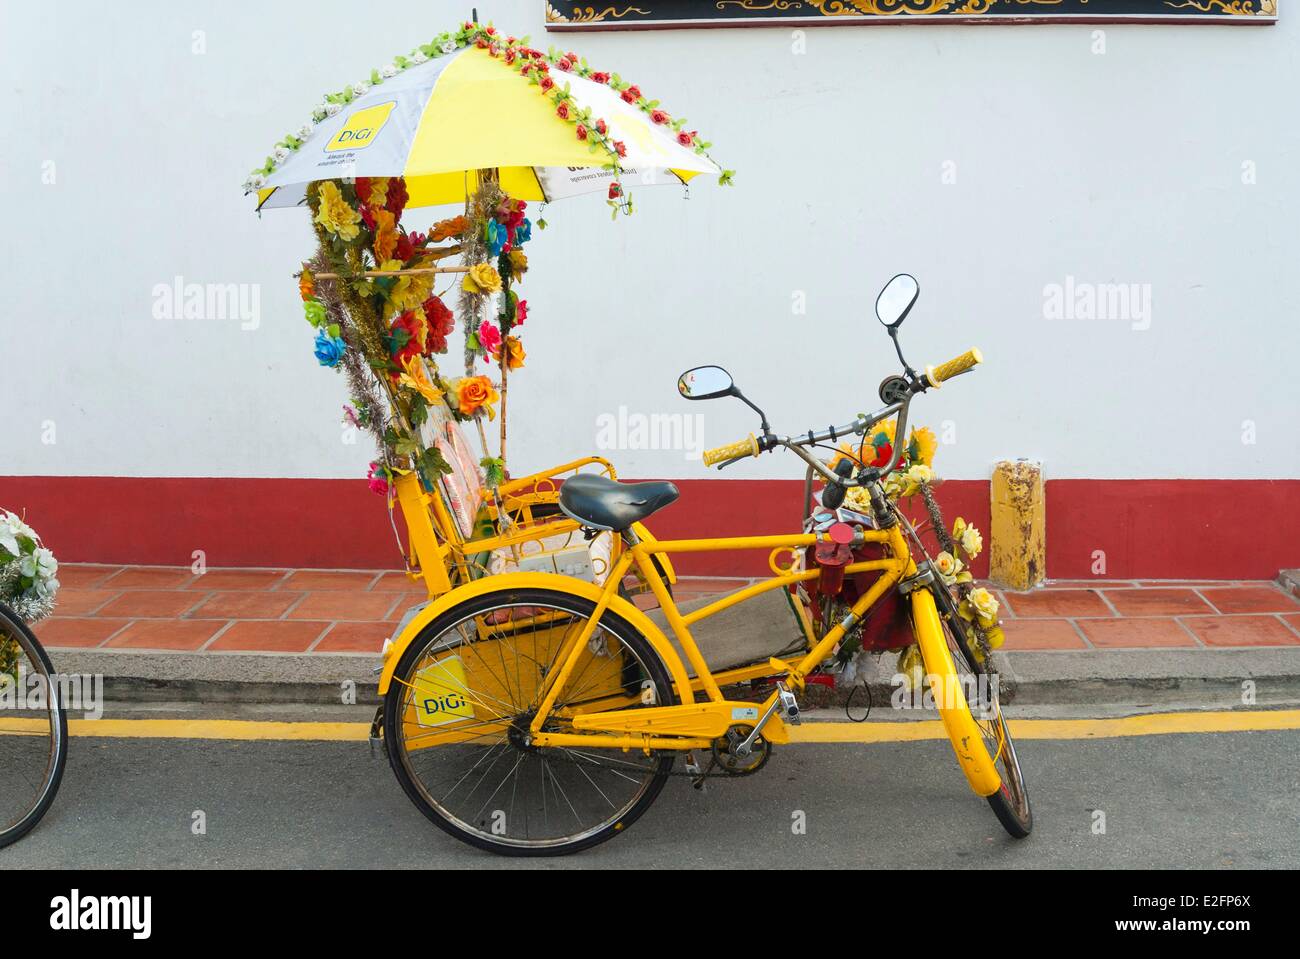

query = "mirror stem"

[
  {"left": 734, "top": 389, "right": 771, "bottom": 435},
  {"left": 888, "top": 327, "right": 917, "bottom": 381}
]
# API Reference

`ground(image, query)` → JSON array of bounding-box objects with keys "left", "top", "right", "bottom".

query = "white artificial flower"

[
  {"left": 20, "top": 547, "right": 57, "bottom": 581},
  {"left": 326, "top": 102, "right": 342, "bottom": 117},
  {"left": 297, "top": 123, "right": 314, "bottom": 140},
  {"left": 959, "top": 524, "right": 983, "bottom": 559},
  {"left": 247, "top": 173, "right": 266, "bottom": 190},
  {"left": 441, "top": 40, "right": 458, "bottom": 54},
  {"left": 273, "top": 146, "right": 290, "bottom": 163},
  {"left": 311, "top": 103, "right": 328, "bottom": 121},
  {"left": 352, "top": 81, "right": 370, "bottom": 97},
  {"left": 380, "top": 63, "right": 398, "bottom": 78},
  {"left": 411, "top": 51, "right": 428, "bottom": 64}
]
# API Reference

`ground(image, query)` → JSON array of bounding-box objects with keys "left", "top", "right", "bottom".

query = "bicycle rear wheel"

[
  {"left": 384, "top": 587, "right": 676, "bottom": 856},
  {"left": 0, "top": 603, "right": 68, "bottom": 848}
]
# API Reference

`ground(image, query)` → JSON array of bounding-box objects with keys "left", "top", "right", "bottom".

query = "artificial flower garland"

[
  {"left": 829, "top": 421, "right": 1005, "bottom": 684},
  {"left": 244, "top": 21, "right": 734, "bottom": 217},
  {"left": 0, "top": 509, "right": 60, "bottom": 683}
]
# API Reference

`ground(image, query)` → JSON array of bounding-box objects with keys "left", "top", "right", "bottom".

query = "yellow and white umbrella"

[{"left": 246, "top": 22, "right": 728, "bottom": 212}]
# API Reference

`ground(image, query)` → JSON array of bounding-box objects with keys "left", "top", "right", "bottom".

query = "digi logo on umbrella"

[{"left": 325, "top": 101, "right": 397, "bottom": 153}]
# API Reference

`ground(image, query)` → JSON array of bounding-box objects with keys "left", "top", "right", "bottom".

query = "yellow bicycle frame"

[{"left": 377, "top": 521, "right": 1003, "bottom": 798}]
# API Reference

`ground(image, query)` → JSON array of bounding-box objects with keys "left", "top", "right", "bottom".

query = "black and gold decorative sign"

[{"left": 545, "top": 1, "right": 1278, "bottom": 30}]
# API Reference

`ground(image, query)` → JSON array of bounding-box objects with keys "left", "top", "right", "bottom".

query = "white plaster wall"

[{"left": 2, "top": 0, "right": 1296, "bottom": 482}]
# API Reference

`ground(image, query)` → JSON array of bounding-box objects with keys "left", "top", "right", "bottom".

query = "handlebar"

[
  {"left": 702, "top": 433, "right": 760, "bottom": 467},
  {"left": 925, "top": 347, "right": 983, "bottom": 388},
  {"left": 702, "top": 347, "right": 983, "bottom": 486}
]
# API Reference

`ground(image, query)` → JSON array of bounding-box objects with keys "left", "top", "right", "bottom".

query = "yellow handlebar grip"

[
  {"left": 702, "top": 434, "right": 760, "bottom": 468},
  {"left": 926, "top": 347, "right": 984, "bottom": 387}
]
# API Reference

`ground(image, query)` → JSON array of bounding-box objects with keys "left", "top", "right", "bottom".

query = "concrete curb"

[{"left": 46, "top": 646, "right": 1300, "bottom": 710}]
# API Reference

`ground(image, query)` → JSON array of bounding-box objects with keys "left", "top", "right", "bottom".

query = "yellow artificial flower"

[
  {"left": 314, "top": 181, "right": 362, "bottom": 241},
  {"left": 967, "top": 586, "right": 1000, "bottom": 627},
  {"left": 398, "top": 357, "right": 440, "bottom": 405},
  {"left": 361, "top": 176, "right": 389, "bottom": 209},
  {"left": 461, "top": 262, "right": 503, "bottom": 294},
  {"left": 508, "top": 249, "right": 529, "bottom": 276},
  {"left": 985, "top": 625, "right": 1006, "bottom": 650},
  {"left": 908, "top": 426, "right": 938, "bottom": 468},
  {"left": 959, "top": 523, "right": 983, "bottom": 560},
  {"left": 897, "top": 643, "right": 925, "bottom": 692},
  {"left": 379, "top": 259, "right": 433, "bottom": 318}
]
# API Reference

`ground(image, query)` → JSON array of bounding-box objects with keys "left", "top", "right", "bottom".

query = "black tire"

[
  {"left": 0, "top": 604, "right": 68, "bottom": 849},
  {"left": 383, "top": 587, "right": 676, "bottom": 856}
]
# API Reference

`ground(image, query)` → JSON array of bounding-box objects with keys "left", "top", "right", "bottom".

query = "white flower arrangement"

[{"left": 0, "top": 509, "right": 60, "bottom": 623}]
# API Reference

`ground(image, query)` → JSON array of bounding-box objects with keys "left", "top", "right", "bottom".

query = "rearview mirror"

[
  {"left": 876, "top": 274, "right": 920, "bottom": 328},
  {"left": 677, "top": 366, "right": 735, "bottom": 400}
]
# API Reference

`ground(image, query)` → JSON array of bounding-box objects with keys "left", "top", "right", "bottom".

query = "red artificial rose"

[
  {"left": 650, "top": 109, "right": 669, "bottom": 125},
  {"left": 515, "top": 299, "right": 528, "bottom": 325},
  {"left": 520, "top": 62, "right": 532, "bottom": 75},
  {"left": 608, "top": 182, "right": 622, "bottom": 199},
  {"left": 486, "top": 25, "right": 496, "bottom": 34},
  {"left": 358, "top": 204, "right": 377, "bottom": 230},
  {"left": 556, "top": 57, "right": 572, "bottom": 72},
  {"left": 540, "top": 75, "right": 555, "bottom": 92},
  {"left": 504, "top": 49, "right": 516, "bottom": 64},
  {"left": 594, "top": 118, "right": 607, "bottom": 136},
  {"left": 576, "top": 124, "right": 587, "bottom": 140},
  {"left": 621, "top": 85, "right": 641, "bottom": 103},
  {"left": 394, "top": 231, "right": 414, "bottom": 262},
  {"left": 614, "top": 140, "right": 627, "bottom": 158},
  {"left": 556, "top": 101, "right": 570, "bottom": 120},
  {"left": 355, "top": 177, "right": 372, "bottom": 203},
  {"left": 591, "top": 72, "right": 610, "bottom": 84},
  {"left": 677, "top": 130, "right": 694, "bottom": 147}
]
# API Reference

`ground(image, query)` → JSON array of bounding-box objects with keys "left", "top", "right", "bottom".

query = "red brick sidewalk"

[{"left": 37, "top": 565, "right": 1300, "bottom": 655}]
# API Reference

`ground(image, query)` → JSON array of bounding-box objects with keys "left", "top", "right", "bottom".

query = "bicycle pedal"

[{"left": 777, "top": 683, "right": 802, "bottom": 726}]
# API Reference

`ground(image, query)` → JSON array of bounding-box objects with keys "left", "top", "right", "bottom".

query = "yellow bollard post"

[{"left": 988, "top": 459, "right": 1046, "bottom": 591}]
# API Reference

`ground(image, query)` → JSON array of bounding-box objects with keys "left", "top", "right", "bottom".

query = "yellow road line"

[
  {"left": 788, "top": 709, "right": 1300, "bottom": 743},
  {"left": 4, "top": 709, "right": 1299, "bottom": 743}
]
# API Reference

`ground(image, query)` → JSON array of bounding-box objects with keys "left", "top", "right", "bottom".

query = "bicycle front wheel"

[
  {"left": 383, "top": 587, "right": 677, "bottom": 856},
  {"left": 0, "top": 603, "right": 68, "bottom": 848}
]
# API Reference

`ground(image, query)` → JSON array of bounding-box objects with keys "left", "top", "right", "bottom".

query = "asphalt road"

[{"left": 4, "top": 721, "right": 1298, "bottom": 869}]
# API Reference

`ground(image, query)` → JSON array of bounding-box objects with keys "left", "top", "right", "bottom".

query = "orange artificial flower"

[
  {"left": 431, "top": 215, "right": 469, "bottom": 243},
  {"left": 373, "top": 209, "right": 399, "bottom": 263},
  {"left": 454, "top": 375, "right": 500, "bottom": 420},
  {"left": 298, "top": 268, "right": 315, "bottom": 301},
  {"left": 497, "top": 335, "right": 526, "bottom": 370}
]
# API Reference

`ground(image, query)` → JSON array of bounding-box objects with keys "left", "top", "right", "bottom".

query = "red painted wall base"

[{"left": 0, "top": 476, "right": 1295, "bottom": 580}]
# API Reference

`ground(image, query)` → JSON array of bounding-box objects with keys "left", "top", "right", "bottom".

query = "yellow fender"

[
  {"left": 375, "top": 572, "right": 696, "bottom": 703},
  {"left": 909, "top": 587, "right": 1002, "bottom": 797}
]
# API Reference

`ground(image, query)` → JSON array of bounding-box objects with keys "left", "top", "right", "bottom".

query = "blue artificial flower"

[
  {"left": 485, "top": 219, "right": 506, "bottom": 257},
  {"left": 314, "top": 329, "right": 346, "bottom": 367},
  {"left": 514, "top": 218, "right": 532, "bottom": 246}
]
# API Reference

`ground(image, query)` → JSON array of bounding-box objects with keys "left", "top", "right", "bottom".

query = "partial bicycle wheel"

[
  {"left": 0, "top": 603, "right": 68, "bottom": 848},
  {"left": 933, "top": 587, "right": 1032, "bottom": 838},
  {"left": 384, "top": 586, "right": 676, "bottom": 856}
]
